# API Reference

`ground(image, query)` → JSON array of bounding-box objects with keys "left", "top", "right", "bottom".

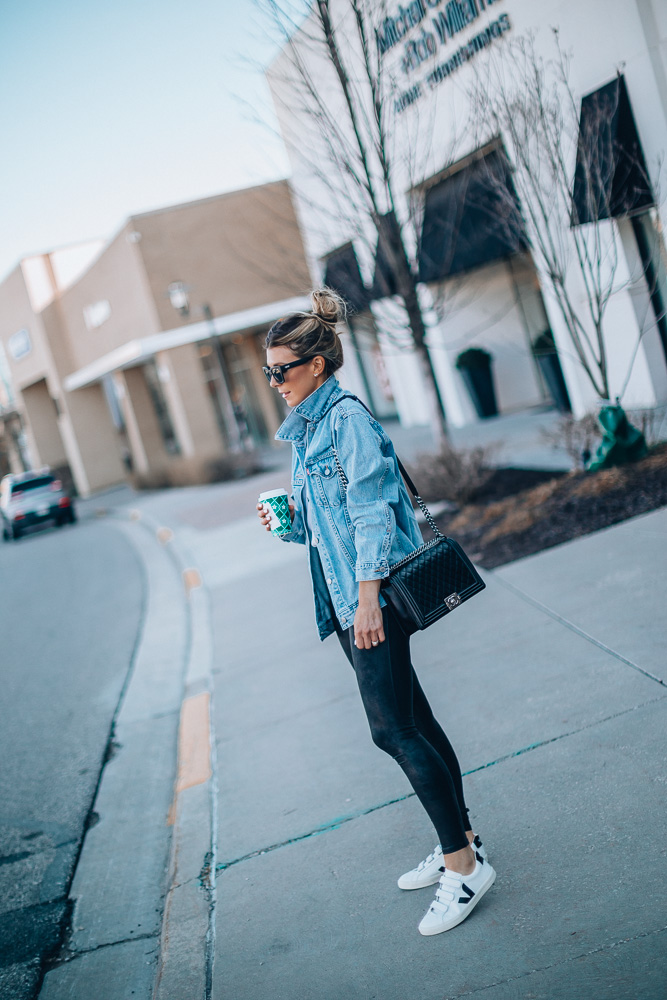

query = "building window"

[
  {"left": 418, "top": 149, "right": 528, "bottom": 283},
  {"left": 143, "top": 360, "right": 180, "bottom": 455},
  {"left": 199, "top": 343, "right": 230, "bottom": 445},
  {"left": 221, "top": 339, "right": 269, "bottom": 448},
  {"left": 572, "top": 76, "right": 653, "bottom": 226},
  {"left": 630, "top": 210, "right": 667, "bottom": 366},
  {"left": 322, "top": 244, "right": 370, "bottom": 312},
  {"left": 0, "top": 342, "right": 15, "bottom": 406}
]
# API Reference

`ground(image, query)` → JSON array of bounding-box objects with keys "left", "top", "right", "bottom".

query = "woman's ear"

[{"left": 313, "top": 356, "right": 325, "bottom": 377}]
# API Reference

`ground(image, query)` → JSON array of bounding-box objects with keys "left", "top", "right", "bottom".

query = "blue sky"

[{"left": 0, "top": 0, "right": 290, "bottom": 281}]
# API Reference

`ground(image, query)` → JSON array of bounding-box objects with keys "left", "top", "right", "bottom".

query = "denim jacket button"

[{"left": 326, "top": 578, "right": 332, "bottom": 585}]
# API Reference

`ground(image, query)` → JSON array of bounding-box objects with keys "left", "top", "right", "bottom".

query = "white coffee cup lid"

[{"left": 258, "top": 489, "right": 288, "bottom": 501}]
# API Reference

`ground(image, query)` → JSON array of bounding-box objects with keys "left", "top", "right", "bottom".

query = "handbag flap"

[{"left": 383, "top": 538, "right": 485, "bottom": 627}]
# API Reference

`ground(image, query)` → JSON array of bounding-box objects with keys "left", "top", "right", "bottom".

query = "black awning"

[
  {"left": 572, "top": 75, "right": 653, "bottom": 225},
  {"left": 418, "top": 149, "right": 528, "bottom": 284},
  {"left": 370, "top": 212, "right": 403, "bottom": 300},
  {"left": 323, "top": 243, "right": 369, "bottom": 313}
]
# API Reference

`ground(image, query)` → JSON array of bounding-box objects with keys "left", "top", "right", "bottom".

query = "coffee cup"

[{"left": 258, "top": 488, "right": 292, "bottom": 536}]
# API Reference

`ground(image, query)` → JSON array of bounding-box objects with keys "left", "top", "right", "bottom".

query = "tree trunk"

[
  {"left": 378, "top": 213, "right": 449, "bottom": 443},
  {"left": 402, "top": 288, "right": 448, "bottom": 445}
]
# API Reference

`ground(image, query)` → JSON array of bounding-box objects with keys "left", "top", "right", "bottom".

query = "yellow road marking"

[{"left": 168, "top": 692, "right": 212, "bottom": 825}]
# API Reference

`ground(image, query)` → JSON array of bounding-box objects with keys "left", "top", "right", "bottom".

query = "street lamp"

[{"left": 167, "top": 281, "right": 190, "bottom": 316}]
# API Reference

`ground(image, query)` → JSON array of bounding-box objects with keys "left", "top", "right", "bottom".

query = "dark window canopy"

[
  {"left": 572, "top": 75, "right": 653, "bottom": 225},
  {"left": 418, "top": 149, "right": 528, "bottom": 284},
  {"left": 370, "top": 211, "right": 404, "bottom": 301},
  {"left": 322, "top": 243, "right": 369, "bottom": 313}
]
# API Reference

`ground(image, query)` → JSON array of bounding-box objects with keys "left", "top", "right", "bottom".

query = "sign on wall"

[
  {"left": 378, "top": 0, "right": 512, "bottom": 113},
  {"left": 8, "top": 328, "right": 31, "bottom": 361}
]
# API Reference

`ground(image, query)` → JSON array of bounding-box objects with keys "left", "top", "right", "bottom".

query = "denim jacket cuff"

[{"left": 355, "top": 561, "right": 389, "bottom": 582}]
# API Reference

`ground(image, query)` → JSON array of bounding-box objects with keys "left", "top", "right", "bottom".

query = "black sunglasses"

[{"left": 262, "top": 356, "right": 317, "bottom": 385}]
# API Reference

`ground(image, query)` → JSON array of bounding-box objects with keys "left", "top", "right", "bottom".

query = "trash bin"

[{"left": 455, "top": 348, "right": 498, "bottom": 419}]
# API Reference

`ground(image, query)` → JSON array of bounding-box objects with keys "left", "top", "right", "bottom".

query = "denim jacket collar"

[{"left": 275, "top": 376, "right": 347, "bottom": 444}]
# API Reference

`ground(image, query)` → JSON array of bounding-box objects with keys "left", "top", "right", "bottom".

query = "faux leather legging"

[{"left": 337, "top": 605, "right": 470, "bottom": 853}]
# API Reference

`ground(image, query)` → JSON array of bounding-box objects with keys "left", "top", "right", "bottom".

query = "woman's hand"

[
  {"left": 354, "top": 580, "right": 385, "bottom": 649},
  {"left": 256, "top": 502, "right": 294, "bottom": 532}
]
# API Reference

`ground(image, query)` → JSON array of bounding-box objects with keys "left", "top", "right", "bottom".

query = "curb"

[
  {"left": 120, "top": 508, "right": 218, "bottom": 1000},
  {"left": 151, "top": 527, "right": 217, "bottom": 1000},
  {"left": 37, "top": 508, "right": 217, "bottom": 1000}
]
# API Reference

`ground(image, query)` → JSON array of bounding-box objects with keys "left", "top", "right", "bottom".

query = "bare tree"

[
  {"left": 258, "top": 0, "right": 453, "bottom": 440},
  {"left": 468, "top": 31, "right": 659, "bottom": 402}
]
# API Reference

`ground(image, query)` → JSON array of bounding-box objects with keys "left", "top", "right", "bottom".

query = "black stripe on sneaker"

[{"left": 458, "top": 884, "right": 475, "bottom": 904}]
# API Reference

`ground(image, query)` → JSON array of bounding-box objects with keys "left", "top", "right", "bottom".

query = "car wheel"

[
  {"left": 12, "top": 525, "right": 22, "bottom": 540},
  {"left": 68, "top": 507, "right": 77, "bottom": 524},
  {"left": 55, "top": 516, "right": 64, "bottom": 528},
  {"left": 2, "top": 525, "right": 10, "bottom": 542}
]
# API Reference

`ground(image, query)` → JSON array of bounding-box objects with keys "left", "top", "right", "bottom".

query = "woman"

[{"left": 256, "top": 289, "right": 495, "bottom": 936}]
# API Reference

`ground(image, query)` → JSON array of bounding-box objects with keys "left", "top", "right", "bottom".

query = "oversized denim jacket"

[{"left": 275, "top": 376, "right": 423, "bottom": 640}]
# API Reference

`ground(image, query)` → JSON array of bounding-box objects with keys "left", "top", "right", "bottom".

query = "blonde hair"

[{"left": 265, "top": 288, "right": 346, "bottom": 377}]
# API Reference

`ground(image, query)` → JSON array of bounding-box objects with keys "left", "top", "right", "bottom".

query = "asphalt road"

[{"left": 0, "top": 516, "right": 144, "bottom": 1000}]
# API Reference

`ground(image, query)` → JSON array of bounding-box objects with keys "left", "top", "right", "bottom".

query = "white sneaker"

[
  {"left": 397, "top": 835, "right": 488, "bottom": 890},
  {"left": 418, "top": 859, "right": 496, "bottom": 936}
]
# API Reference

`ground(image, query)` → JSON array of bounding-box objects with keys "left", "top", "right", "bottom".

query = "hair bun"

[{"left": 311, "top": 287, "right": 346, "bottom": 325}]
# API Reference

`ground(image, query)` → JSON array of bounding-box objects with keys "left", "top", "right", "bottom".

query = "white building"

[{"left": 267, "top": 0, "right": 667, "bottom": 429}]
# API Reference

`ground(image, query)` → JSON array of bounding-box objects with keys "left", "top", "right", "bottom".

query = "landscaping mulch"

[{"left": 428, "top": 444, "right": 667, "bottom": 569}]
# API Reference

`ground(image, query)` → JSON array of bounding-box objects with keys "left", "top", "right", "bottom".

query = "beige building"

[{"left": 0, "top": 181, "right": 311, "bottom": 494}]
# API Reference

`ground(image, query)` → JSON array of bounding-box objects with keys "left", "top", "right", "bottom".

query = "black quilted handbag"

[{"left": 331, "top": 396, "right": 486, "bottom": 635}]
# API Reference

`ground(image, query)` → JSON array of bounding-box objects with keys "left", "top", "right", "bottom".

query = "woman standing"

[{"left": 256, "top": 289, "right": 495, "bottom": 936}]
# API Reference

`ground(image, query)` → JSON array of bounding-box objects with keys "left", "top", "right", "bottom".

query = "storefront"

[{"left": 267, "top": 0, "right": 667, "bottom": 428}]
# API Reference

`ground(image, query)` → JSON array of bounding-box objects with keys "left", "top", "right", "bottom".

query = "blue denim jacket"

[{"left": 275, "top": 376, "right": 423, "bottom": 640}]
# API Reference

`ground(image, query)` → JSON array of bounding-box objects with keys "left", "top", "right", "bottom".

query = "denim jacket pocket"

[{"left": 306, "top": 451, "right": 343, "bottom": 508}]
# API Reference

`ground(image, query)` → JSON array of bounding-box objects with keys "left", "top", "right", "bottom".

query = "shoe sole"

[
  {"left": 398, "top": 872, "right": 443, "bottom": 890},
  {"left": 418, "top": 868, "right": 496, "bottom": 936}
]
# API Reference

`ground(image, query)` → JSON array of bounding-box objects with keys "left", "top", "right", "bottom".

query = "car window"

[{"left": 11, "top": 476, "right": 54, "bottom": 493}]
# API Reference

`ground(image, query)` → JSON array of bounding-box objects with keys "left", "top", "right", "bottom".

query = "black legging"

[{"left": 337, "top": 605, "right": 470, "bottom": 854}]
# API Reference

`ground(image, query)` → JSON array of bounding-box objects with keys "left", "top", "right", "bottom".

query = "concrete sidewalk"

[
  {"left": 208, "top": 506, "right": 666, "bottom": 999},
  {"left": 384, "top": 405, "right": 572, "bottom": 470},
  {"left": 49, "top": 453, "right": 665, "bottom": 999}
]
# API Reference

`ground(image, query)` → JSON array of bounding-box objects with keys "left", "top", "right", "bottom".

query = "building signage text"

[
  {"left": 377, "top": 0, "right": 504, "bottom": 68},
  {"left": 381, "top": 0, "right": 511, "bottom": 114}
]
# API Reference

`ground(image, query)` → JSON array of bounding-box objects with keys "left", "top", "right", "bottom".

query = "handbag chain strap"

[{"left": 329, "top": 395, "right": 445, "bottom": 540}]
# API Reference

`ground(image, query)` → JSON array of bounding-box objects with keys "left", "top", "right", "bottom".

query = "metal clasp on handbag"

[{"left": 444, "top": 593, "right": 461, "bottom": 610}]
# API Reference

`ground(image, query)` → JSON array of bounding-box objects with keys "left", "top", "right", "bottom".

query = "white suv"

[{"left": 0, "top": 469, "right": 77, "bottom": 541}]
